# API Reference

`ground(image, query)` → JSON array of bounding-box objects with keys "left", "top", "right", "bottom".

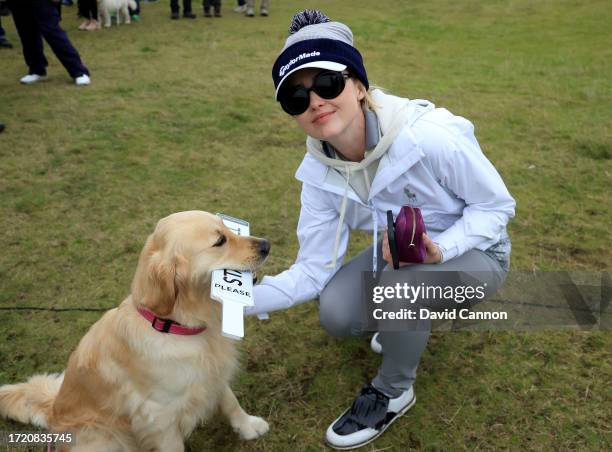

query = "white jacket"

[{"left": 250, "top": 90, "right": 516, "bottom": 317}]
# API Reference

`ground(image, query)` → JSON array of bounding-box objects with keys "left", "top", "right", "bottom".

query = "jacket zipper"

[{"left": 369, "top": 201, "right": 378, "bottom": 276}]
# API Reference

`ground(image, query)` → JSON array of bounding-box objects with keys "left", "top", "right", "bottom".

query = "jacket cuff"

[
  {"left": 434, "top": 240, "right": 459, "bottom": 264},
  {"left": 247, "top": 278, "right": 295, "bottom": 319}
]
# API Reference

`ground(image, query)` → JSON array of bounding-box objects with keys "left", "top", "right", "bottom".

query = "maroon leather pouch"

[{"left": 387, "top": 206, "right": 427, "bottom": 269}]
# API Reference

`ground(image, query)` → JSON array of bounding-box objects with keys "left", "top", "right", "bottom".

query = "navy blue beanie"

[{"left": 272, "top": 10, "right": 369, "bottom": 99}]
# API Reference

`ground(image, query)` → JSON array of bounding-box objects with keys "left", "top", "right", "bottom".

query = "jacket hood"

[{"left": 305, "top": 89, "right": 434, "bottom": 170}]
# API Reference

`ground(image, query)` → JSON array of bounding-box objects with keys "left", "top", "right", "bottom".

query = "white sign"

[{"left": 210, "top": 214, "right": 254, "bottom": 340}]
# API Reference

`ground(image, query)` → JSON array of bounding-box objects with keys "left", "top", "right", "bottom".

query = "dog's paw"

[{"left": 235, "top": 415, "right": 269, "bottom": 440}]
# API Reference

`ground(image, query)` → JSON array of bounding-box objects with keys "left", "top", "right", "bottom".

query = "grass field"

[{"left": 0, "top": 0, "right": 611, "bottom": 450}]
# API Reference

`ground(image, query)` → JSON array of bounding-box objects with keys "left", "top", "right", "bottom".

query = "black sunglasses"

[{"left": 278, "top": 70, "right": 351, "bottom": 116}]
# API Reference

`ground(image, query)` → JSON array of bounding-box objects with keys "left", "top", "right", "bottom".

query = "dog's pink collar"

[{"left": 137, "top": 307, "right": 206, "bottom": 335}]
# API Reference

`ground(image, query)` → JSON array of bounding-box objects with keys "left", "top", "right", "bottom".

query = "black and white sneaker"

[{"left": 325, "top": 384, "right": 415, "bottom": 450}]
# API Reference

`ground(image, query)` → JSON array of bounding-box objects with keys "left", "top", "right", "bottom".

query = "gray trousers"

[
  {"left": 319, "top": 242, "right": 507, "bottom": 397},
  {"left": 246, "top": 0, "right": 269, "bottom": 10}
]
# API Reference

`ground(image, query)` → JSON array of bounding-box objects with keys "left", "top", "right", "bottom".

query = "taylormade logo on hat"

[
  {"left": 272, "top": 10, "right": 369, "bottom": 98},
  {"left": 279, "top": 51, "right": 321, "bottom": 77}
]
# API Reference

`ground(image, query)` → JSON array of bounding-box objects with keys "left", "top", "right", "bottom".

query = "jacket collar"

[
  {"left": 296, "top": 128, "right": 425, "bottom": 203},
  {"left": 296, "top": 91, "right": 434, "bottom": 201}
]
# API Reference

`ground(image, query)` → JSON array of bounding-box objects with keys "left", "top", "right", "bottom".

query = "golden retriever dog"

[
  {"left": 0, "top": 211, "right": 270, "bottom": 451},
  {"left": 98, "top": 0, "right": 137, "bottom": 28}
]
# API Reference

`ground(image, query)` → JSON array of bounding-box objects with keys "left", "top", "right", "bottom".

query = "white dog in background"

[{"left": 98, "top": 0, "right": 138, "bottom": 28}]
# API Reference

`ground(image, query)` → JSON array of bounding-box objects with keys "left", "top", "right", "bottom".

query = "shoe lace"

[{"left": 344, "top": 385, "right": 389, "bottom": 429}]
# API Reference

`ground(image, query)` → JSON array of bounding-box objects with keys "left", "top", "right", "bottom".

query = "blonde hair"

[{"left": 352, "top": 78, "right": 380, "bottom": 112}]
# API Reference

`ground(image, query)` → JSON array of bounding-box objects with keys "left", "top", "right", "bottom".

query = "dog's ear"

[
  {"left": 143, "top": 251, "right": 177, "bottom": 317},
  {"left": 132, "top": 235, "right": 186, "bottom": 317}
]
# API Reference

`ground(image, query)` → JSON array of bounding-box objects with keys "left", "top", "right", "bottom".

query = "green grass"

[{"left": 0, "top": 0, "right": 611, "bottom": 450}]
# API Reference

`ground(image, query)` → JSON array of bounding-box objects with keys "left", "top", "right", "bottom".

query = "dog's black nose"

[{"left": 259, "top": 239, "right": 270, "bottom": 256}]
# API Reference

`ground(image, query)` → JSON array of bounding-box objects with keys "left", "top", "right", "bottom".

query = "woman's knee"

[
  {"left": 318, "top": 267, "right": 365, "bottom": 336},
  {"left": 319, "top": 288, "right": 360, "bottom": 337}
]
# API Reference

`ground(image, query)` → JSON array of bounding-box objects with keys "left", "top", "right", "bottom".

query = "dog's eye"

[{"left": 213, "top": 235, "right": 226, "bottom": 247}]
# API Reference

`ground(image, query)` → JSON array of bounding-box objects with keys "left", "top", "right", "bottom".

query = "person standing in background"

[
  {"left": 0, "top": 0, "right": 13, "bottom": 48},
  {"left": 77, "top": 0, "right": 99, "bottom": 30},
  {"left": 233, "top": 0, "right": 245, "bottom": 13},
  {"left": 203, "top": 0, "right": 221, "bottom": 18},
  {"left": 245, "top": 0, "right": 267, "bottom": 17},
  {"left": 0, "top": 17, "right": 13, "bottom": 48},
  {"left": 8, "top": 0, "right": 91, "bottom": 85},
  {"left": 0, "top": 2, "right": 10, "bottom": 133},
  {"left": 170, "top": 0, "right": 195, "bottom": 19}
]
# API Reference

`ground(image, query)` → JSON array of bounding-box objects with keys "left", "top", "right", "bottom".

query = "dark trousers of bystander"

[
  {"left": 77, "top": 0, "right": 97, "bottom": 20},
  {"left": 0, "top": 16, "right": 13, "bottom": 47},
  {"left": 8, "top": 0, "right": 89, "bottom": 78},
  {"left": 203, "top": 0, "right": 220, "bottom": 14},
  {"left": 170, "top": 0, "right": 192, "bottom": 14}
]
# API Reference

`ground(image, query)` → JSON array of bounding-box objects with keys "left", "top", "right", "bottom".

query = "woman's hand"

[
  {"left": 383, "top": 230, "right": 442, "bottom": 267},
  {"left": 421, "top": 233, "right": 443, "bottom": 264}
]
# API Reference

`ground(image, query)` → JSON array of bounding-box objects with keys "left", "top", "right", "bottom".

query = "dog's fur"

[
  {"left": 98, "top": 0, "right": 137, "bottom": 28},
  {"left": 0, "top": 211, "right": 270, "bottom": 451}
]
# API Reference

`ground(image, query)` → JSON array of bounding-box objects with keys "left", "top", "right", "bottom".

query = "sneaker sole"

[
  {"left": 325, "top": 393, "right": 416, "bottom": 450},
  {"left": 20, "top": 78, "right": 47, "bottom": 85}
]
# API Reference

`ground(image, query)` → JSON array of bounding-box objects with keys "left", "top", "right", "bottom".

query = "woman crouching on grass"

[{"left": 247, "top": 10, "right": 516, "bottom": 450}]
